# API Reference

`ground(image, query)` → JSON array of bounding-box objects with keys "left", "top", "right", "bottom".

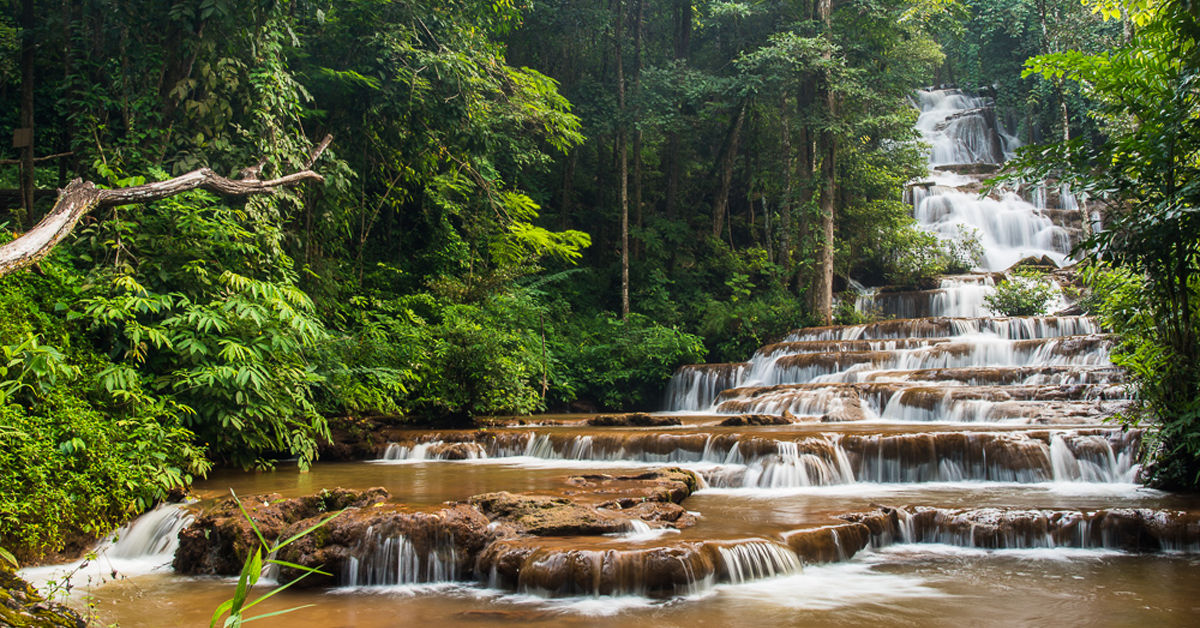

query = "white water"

[
  {"left": 343, "top": 527, "right": 459, "bottom": 587},
  {"left": 20, "top": 504, "right": 192, "bottom": 595}
]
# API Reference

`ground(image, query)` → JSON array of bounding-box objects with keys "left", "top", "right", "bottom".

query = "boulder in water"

[
  {"left": 173, "top": 487, "right": 389, "bottom": 575},
  {"left": 1008, "top": 255, "right": 1058, "bottom": 270},
  {"left": 275, "top": 502, "right": 494, "bottom": 587},
  {"left": 587, "top": 413, "right": 682, "bottom": 427},
  {"left": 467, "top": 492, "right": 628, "bottom": 536},
  {"left": 718, "top": 414, "right": 792, "bottom": 426}
]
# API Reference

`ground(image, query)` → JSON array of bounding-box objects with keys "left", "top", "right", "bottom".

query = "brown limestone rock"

[
  {"left": 587, "top": 413, "right": 682, "bottom": 427},
  {"left": 275, "top": 503, "right": 495, "bottom": 587},
  {"left": 566, "top": 468, "right": 701, "bottom": 507},
  {"left": 840, "top": 505, "right": 1200, "bottom": 551},
  {"left": 173, "top": 487, "right": 389, "bottom": 575},
  {"left": 718, "top": 414, "right": 792, "bottom": 426},
  {"left": 476, "top": 538, "right": 715, "bottom": 596},
  {"left": 467, "top": 492, "right": 627, "bottom": 536}
]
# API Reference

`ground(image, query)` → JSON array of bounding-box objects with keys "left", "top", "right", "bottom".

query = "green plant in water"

[
  {"left": 984, "top": 268, "right": 1058, "bottom": 317},
  {"left": 210, "top": 491, "right": 343, "bottom": 628}
]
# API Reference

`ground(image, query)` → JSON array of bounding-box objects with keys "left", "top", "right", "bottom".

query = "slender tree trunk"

[
  {"left": 814, "top": 0, "right": 836, "bottom": 325},
  {"left": 664, "top": 0, "right": 691, "bottom": 220},
  {"left": 19, "top": 0, "right": 36, "bottom": 228},
  {"left": 615, "top": 0, "right": 630, "bottom": 318},
  {"left": 632, "top": 0, "right": 645, "bottom": 260},
  {"left": 712, "top": 102, "right": 746, "bottom": 238},
  {"left": 779, "top": 92, "right": 794, "bottom": 284}
]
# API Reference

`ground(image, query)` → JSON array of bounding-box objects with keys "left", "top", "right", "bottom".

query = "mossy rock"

[{"left": 0, "top": 565, "right": 85, "bottom": 628}]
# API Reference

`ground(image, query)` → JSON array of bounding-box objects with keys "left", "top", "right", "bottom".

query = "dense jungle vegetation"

[{"left": 0, "top": 0, "right": 1196, "bottom": 559}]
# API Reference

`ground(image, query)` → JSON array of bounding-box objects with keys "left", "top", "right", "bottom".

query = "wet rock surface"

[
  {"left": 842, "top": 505, "right": 1200, "bottom": 551},
  {"left": 173, "top": 487, "right": 389, "bottom": 575},
  {"left": 586, "top": 413, "right": 682, "bottom": 427},
  {"left": 717, "top": 414, "right": 793, "bottom": 426},
  {"left": 0, "top": 565, "right": 85, "bottom": 628},
  {"left": 172, "top": 467, "right": 704, "bottom": 589}
]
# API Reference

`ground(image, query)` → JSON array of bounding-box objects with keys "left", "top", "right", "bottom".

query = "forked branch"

[{"left": 0, "top": 135, "right": 332, "bottom": 276}]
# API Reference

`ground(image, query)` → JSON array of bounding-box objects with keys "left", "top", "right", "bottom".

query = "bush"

[
  {"left": 943, "top": 226, "right": 986, "bottom": 274},
  {"left": 697, "top": 290, "right": 811, "bottom": 363},
  {"left": 551, "top": 313, "right": 705, "bottom": 411},
  {"left": 984, "top": 268, "right": 1058, "bottom": 316},
  {"left": 74, "top": 190, "right": 331, "bottom": 468},
  {"left": 1081, "top": 263, "right": 1200, "bottom": 489},
  {"left": 0, "top": 394, "right": 207, "bottom": 560}
]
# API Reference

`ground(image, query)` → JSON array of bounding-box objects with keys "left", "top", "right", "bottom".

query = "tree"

[
  {"left": 1021, "top": 0, "right": 1200, "bottom": 488},
  {"left": 0, "top": 137, "right": 330, "bottom": 276}
]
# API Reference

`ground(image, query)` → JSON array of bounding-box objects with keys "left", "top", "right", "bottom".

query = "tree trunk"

[
  {"left": 19, "top": 0, "right": 36, "bottom": 228},
  {"left": 632, "top": 0, "right": 645, "bottom": 260},
  {"left": 615, "top": 0, "right": 630, "bottom": 318},
  {"left": 779, "top": 92, "right": 794, "bottom": 283},
  {"left": 0, "top": 136, "right": 332, "bottom": 276},
  {"left": 814, "top": 0, "right": 836, "bottom": 325},
  {"left": 712, "top": 101, "right": 747, "bottom": 238},
  {"left": 664, "top": 0, "right": 691, "bottom": 220}
]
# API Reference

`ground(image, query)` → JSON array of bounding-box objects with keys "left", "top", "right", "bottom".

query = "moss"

[{"left": 0, "top": 564, "right": 85, "bottom": 628}]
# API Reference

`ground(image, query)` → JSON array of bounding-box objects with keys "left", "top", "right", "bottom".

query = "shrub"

[
  {"left": 984, "top": 268, "right": 1058, "bottom": 316},
  {"left": 943, "top": 225, "right": 986, "bottom": 274},
  {"left": 1081, "top": 263, "right": 1200, "bottom": 488},
  {"left": 551, "top": 312, "right": 705, "bottom": 411}
]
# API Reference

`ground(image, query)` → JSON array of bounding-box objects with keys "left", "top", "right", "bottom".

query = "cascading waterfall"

[
  {"left": 342, "top": 527, "right": 459, "bottom": 586},
  {"left": 18, "top": 504, "right": 194, "bottom": 594},
  {"left": 913, "top": 88, "right": 1073, "bottom": 274},
  {"left": 377, "top": 429, "right": 1140, "bottom": 489},
  {"left": 715, "top": 542, "right": 803, "bottom": 584}
]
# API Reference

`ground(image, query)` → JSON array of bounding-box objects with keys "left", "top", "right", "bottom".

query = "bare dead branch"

[{"left": 0, "top": 140, "right": 333, "bottom": 276}]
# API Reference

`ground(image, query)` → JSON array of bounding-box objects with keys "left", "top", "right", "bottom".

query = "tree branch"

[{"left": 0, "top": 139, "right": 332, "bottom": 276}]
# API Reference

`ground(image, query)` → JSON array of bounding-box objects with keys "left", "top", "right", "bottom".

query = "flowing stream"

[{"left": 27, "top": 88, "right": 1200, "bottom": 627}]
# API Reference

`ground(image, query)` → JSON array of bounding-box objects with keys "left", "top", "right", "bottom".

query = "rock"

[
  {"left": 0, "top": 565, "right": 85, "bottom": 628},
  {"left": 173, "top": 487, "right": 389, "bottom": 575},
  {"left": 587, "top": 413, "right": 682, "bottom": 427},
  {"left": 467, "top": 492, "right": 627, "bottom": 536},
  {"left": 1008, "top": 255, "right": 1058, "bottom": 271},
  {"left": 275, "top": 503, "right": 495, "bottom": 587},
  {"left": 785, "top": 524, "right": 871, "bottom": 564},
  {"left": 319, "top": 416, "right": 417, "bottom": 461},
  {"left": 566, "top": 468, "right": 701, "bottom": 507},
  {"left": 718, "top": 414, "right": 792, "bottom": 426},
  {"left": 476, "top": 538, "right": 716, "bottom": 596},
  {"left": 840, "top": 505, "right": 1200, "bottom": 551},
  {"left": 426, "top": 441, "right": 486, "bottom": 460},
  {"left": 620, "top": 501, "right": 698, "bottom": 529}
]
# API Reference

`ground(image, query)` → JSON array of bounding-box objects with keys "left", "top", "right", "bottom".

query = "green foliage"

[
  {"left": 551, "top": 313, "right": 705, "bottom": 411},
  {"left": 0, "top": 263, "right": 209, "bottom": 560},
  {"left": 1017, "top": 1, "right": 1200, "bottom": 488},
  {"left": 417, "top": 293, "right": 547, "bottom": 417},
  {"left": 984, "top": 268, "right": 1058, "bottom": 316},
  {"left": 1081, "top": 263, "right": 1200, "bottom": 488},
  {"left": 943, "top": 226, "right": 987, "bottom": 274},
  {"left": 74, "top": 189, "right": 329, "bottom": 469}
]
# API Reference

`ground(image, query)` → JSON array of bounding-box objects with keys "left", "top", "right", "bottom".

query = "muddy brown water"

[{"left": 59, "top": 435, "right": 1200, "bottom": 627}]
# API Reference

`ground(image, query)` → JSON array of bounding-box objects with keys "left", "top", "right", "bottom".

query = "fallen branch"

[{"left": 0, "top": 135, "right": 332, "bottom": 276}]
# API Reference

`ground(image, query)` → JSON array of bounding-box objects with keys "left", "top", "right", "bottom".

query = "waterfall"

[
  {"left": 18, "top": 504, "right": 193, "bottom": 594},
  {"left": 715, "top": 542, "right": 803, "bottom": 584},
  {"left": 342, "top": 526, "right": 459, "bottom": 586}
]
